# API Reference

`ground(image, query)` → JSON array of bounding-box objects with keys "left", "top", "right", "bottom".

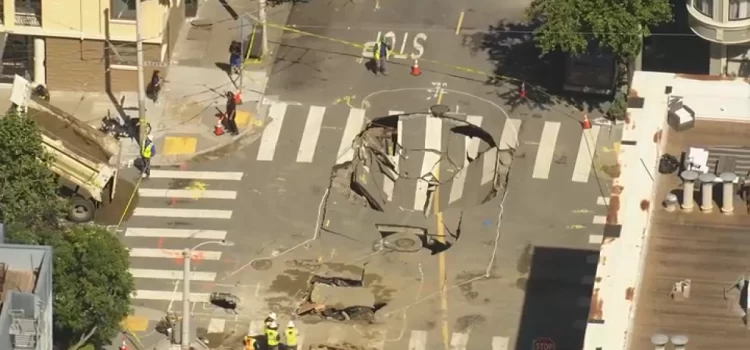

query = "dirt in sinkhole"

[{"left": 94, "top": 178, "right": 139, "bottom": 225}]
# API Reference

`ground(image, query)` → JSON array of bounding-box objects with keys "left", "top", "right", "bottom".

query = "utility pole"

[
  {"left": 181, "top": 249, "right": 191, "bottom": 350},
  {"left": 135, "top": 0, "right": 148, "bottom": 148},
  {"left": 259, "top": 0, "right": 269, "bottom": 55}
]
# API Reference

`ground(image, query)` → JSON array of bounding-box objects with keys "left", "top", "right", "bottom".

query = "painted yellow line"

[
  {"left": 433, "top": 88, "right": 450, "bottom": 350},
  {"left": 455, "top": 12, "right": 465, "bottom": 35}
]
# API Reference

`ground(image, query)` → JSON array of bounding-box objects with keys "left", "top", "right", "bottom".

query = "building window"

[
  {"left": 110, "top": 0, "right": 136, "bottom": 21},
  {"left": 694, "top": 0, "right": 713, "bottom": 17},
  {"left": 730, "top": 0, "right": 750, "bottom": 20},
  {"left": 108, "top": 41, "right": 137, "bottom": 66}
]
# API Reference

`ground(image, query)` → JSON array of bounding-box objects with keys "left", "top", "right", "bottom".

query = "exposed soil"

[
  {"left": 27, "top": 107, "right": 110, "bottom": 163},
  {"left": 94, "top": 178, "right": 138, "bottom": 225}
]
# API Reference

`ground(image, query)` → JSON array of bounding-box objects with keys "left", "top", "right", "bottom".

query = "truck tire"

[
  {"left": 68, "top": 196, "right": 95, "bottom": 223},
  {"left": 382, "top": 232, "right": 423, "bottom": 253}
]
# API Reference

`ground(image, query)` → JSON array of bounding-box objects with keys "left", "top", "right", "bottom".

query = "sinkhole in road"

[
  {"left": 297, "top": 267, "right": 385, "bottom": 323},
  {"left": 343, "top": 111, "right": 506, "bottom": 216}
]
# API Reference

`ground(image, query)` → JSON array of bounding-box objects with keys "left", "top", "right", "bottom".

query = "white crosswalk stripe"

[
  {"left": 532, "top": 121, "right": 561, "bottom": 179},
  {"left": 257, "top": 102, "right": 287, "bottom": 161},
  {"left": 572, "top": 125, "right": 601, "bottom": 183},
  {"left": 383, "top": 110, "right": 404, "bottom": 201},
  {"left": 123, "top": 169, "right": 243, "bottom": 305},
  {"left": 335, "top": 107, "right": 366, "bottom": 165}
]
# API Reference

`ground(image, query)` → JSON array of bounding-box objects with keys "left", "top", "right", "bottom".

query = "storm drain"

[{"left": 377, "top": 224, "right": 428, "bottom": 253}]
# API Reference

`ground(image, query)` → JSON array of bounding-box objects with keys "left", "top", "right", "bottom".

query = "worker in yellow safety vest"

[
  {"left": 244, "top": 335, "right": 258, "bottom": 350},
  {"left": 140, "top": 134, "right": 156, "bottom": 178},
  {"left": 372, "top": 38, "right": 392, "bottom": 75},
  {"left": 285, "top": 320, "right": 300, "bottom": 350},
  {"left": 266, "top": 321, "right": 281, "bottom": 350}
]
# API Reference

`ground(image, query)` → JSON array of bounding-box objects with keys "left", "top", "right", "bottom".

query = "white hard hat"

[
  {"left": 147, "top": 133, "right": 154, "bottom": 140},
  {"left": 287, "top": 321, "right": 295, "bottom": 328},
  {"left": 269, "top": 321, "right": 278, "bottom": 328},
  {"left": 268, "top": 312, "right": 277, "bottom": 319}
]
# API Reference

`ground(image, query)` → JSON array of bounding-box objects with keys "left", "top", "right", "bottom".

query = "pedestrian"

[
  {"left": 265, "top": 321, "right": 281, "bottom": 350},
  {"left": 140, "top": 134, "right": 155, "bottom": 178},
  {"left": 225, "top": 92, "right": 239, "bottom": 135},
  {"left": 148, "top": 70, "right": 163, "bottom": 103},
  {"left": 285, "top": 321, "right": 299, "bottom": 350},
  {"left": 372, "top": 38, "right": 392, "bottom": 75},
  {"left": 229, "top": 41, "right": 242, "bottom": 76}
]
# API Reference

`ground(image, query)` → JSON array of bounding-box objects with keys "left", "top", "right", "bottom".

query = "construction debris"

[
  {"left": 297, "top": 267, "right": 382, "bottom": 323},
  {"left": 309, "top": 342, "right": 379, "bottom": 350}
]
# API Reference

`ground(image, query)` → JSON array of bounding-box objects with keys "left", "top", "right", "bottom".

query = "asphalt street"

[{"left": 114, "top": 0, "right": 623, "bottom": 348}]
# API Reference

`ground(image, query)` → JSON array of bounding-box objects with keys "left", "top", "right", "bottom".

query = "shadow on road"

[
  {"left": 463, "top": 20, "right": 609, "bottom": 114},
  {"left": 515, "top": 246, "right": 598, "bottom": 350}
]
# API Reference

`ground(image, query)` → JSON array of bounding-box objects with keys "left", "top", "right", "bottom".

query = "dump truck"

[{"left": 9, "top": 76, "right": 121, "bottom": 222}]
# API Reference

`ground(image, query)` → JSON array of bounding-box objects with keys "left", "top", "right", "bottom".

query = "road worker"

[
  {"left": 372, "top": 38, "right": 392, "bottom": 75},
  {"left": 264, "top": 312, "right": 277, "bottom": 330},
  {"left": 244, "top": 334, "right": 258, "bottom": 350},
  {"left": 285, "top": 320, "right": 300, "bottom": 350},
  {"left": 265, "top": 321, "right": 281, "bottom": 350}
]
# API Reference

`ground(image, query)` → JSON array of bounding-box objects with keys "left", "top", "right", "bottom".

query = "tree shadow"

[{"left": 465, "top": 20, "right": 607, "bottom": 113}]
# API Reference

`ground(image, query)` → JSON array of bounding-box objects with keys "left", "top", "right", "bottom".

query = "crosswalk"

[
  {"left": 251, "top": 102, "right": 608, "bottom": 208},
  {"left": 208, "top": 319, "right": 511, "bottom": 350},
  {"left": 123, "top": 169, "right": 243, "bottom": 305}
]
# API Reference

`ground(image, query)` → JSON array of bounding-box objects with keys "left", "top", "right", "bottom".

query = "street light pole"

[
  {"left": 134, "top": 0, "right": 148, "bottom": 148},
  {"left": 181, "top": 240, "right": 234, "bottom": 350},
  {"left": 181, "top": 249, "right": 191, "bottom": 350},
  {"left": 259, "top": 0, "right": 269, "bottom": 56}
]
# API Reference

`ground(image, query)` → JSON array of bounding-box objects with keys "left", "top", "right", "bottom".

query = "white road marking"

[
  {"left": 133, "top": 208, "right": 232, "bottom": 219},
  {"left": 449, "top": 332, "right": 469, "bottom": 350},
  {"left": 296, "top": 105, "right": 326, "bottom": 163},
  {"left": 589, "top": 234, "right": 603, "bottom": 244},
  {"left": 124, "top": 228, "right": 227, "bottom": 240},
  {"left": 128, "top": 269, "right": 217, "bottom": 281},
  {"left": 492, "top": 336, "right": 509, "bottom": 350},
  {"left": 592, "top": 215, "right": 607, "bottom": 224},
  {"left": 408, "top": 330, "right": 428, "bottom": 350},
  {"left": 383, "top": 110, "right": 404, "bottom": 201},
  {"left": 128, "top": 248, "right": 222, "bottom": 260},
  {"left": 572, "top": 125, "right": 601, "bottom": 183},
  {"left": 248, "top": 320, "right": 264, "bottom": 336},
  {"left": 207, "top": 318, "right": 226, "bottom": 334},
  {"left": 132, "top": 290, "right": 210, "bottom": 302},
  {"left": 481, "top": 147, "right": 499, "bottom": 185},
  {"left": 449, "top": 115, "right": 483, "bottom": 204},
  {"left": 532, "top": 121, "right": 561, "bottom": 180},
  {"left": 498, "top": 118, "right": 522, "bottom": 151},
  {"left": 148, "top": 170, "right": 243, "bottom": 181},
  {"left": 138, "top": 189, "right": 237, "bottom": 199},
  {"left": 335, "top": 108, "right": 366, "bottom": 164},
  {"left": 257, "top": 102, "right": 287, "bottom": 161},
  {"left": 597, "top": 196, "right": 609, "bottom": 206},
  {"left": 414, "top": 117, "right": 442, "bottom": 210}
]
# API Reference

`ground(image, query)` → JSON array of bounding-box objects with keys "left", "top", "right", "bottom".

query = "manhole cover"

[
  {"left": 395, "top": 238, "right": 417, "bottom": 248},
  {"left": 251, "top": 259, "right": 273, "bottom": 270}
]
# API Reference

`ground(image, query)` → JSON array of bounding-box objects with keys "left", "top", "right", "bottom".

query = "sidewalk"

[{"left": 37, "top": 0, "right": 291, "bottom": 168}]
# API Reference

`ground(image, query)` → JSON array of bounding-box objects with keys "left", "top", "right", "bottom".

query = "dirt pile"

[
  {"left": 27, "top": 107, "right": 110, "bottom": 163},
  {"left": 94, "top": 178, "right": 138, "bottom": 225}
]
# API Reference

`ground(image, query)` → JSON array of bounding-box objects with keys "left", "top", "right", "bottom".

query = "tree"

[
  {"left": 0, "top": 109, "right": 64, "bottom": 227},
  {"left": 6, "top": 224, "right": 135, "bottom": 350},
  {"left": 526, "top": 0, "right": 673, "bottom": 58}
]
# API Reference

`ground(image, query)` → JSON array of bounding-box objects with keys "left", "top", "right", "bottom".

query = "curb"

[{"left": 121, "top": 102, "right": 270, "bottom": 168}]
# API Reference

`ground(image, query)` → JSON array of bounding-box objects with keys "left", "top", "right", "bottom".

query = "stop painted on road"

[{"left": 532, "top": 337, "right": 556, "bottom": 350}]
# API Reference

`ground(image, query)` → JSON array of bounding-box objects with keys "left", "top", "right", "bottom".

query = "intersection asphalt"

[{"left": 115, "top": 0, "right": 622, "bottom": 348}]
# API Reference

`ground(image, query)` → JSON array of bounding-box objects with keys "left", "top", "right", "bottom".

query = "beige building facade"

[
  {"left": 0, "top": 0, "right": 189, "bottom": 92},
  {"left": 687, "top": 0, "right": 750, "bottom": 76}
]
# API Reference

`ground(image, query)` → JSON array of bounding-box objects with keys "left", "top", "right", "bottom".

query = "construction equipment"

[{"left": 9, "top": 75, "right": 121, "bottom": 222}]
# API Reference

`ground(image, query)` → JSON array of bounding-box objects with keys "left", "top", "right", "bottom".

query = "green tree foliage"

[
  {"left": 6, "top": 224, "right": 134, "bottom": 350},
  {"left": 526, "top": 0, "right": 673, "bottom": 58},
  {"left": 0, "top": 109, "right": 64, "bottom": 227}
]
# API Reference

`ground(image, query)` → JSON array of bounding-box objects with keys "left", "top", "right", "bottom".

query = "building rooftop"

[
  {"left": 629, "top": 119, "right": 750, "bottom": 348},
  {"left": 581, "top": 72, "right": 750, "bottom": 350},
  {"left": 0, "top": 244, "right": 50, "bottom": 312}
]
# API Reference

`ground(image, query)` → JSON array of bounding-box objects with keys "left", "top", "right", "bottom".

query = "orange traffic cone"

[
  {"left": 411, "top": 60, "right": 422, "bottom": 76},
  {"left": 234, "top": 90, "right": 243, "bottom": 105},
  {"left": 214, "top": 115, "right": 226, "bottom": 136},
  {"left": 582, "top": 113, "right": 592, "bottom": 130}
]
